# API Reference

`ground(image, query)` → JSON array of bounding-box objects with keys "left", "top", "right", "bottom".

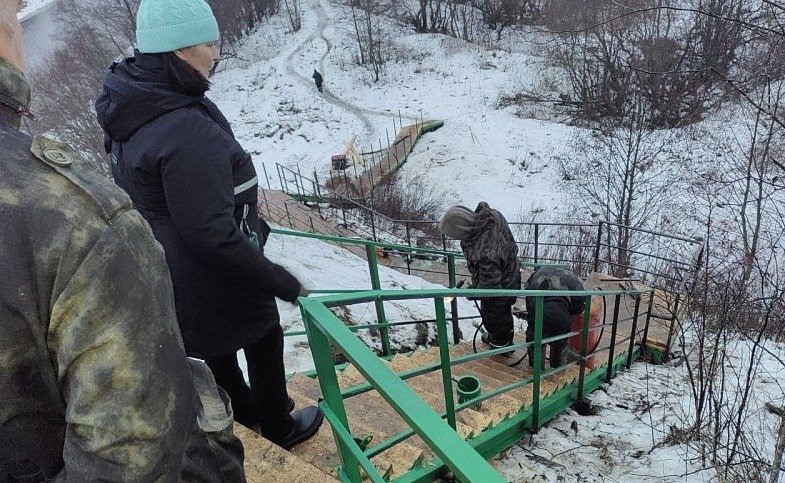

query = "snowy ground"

[
  {"left": 20, "top": 0, "right": 784, "bottom": 480},
  {"left": 200, "top": 1, "right": 784, "bottom": 480}
]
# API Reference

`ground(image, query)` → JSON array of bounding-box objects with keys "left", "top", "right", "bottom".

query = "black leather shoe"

[
  {"left": 287, "top": 396, "right": 295, "bottom": 413},
  {"left": 277, "top": 406, "right": 324, "bottom": 450}
]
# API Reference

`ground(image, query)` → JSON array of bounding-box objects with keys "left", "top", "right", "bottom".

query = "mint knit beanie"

[{"left": 136, "top": 0, "right": 219, "bottom": 54}]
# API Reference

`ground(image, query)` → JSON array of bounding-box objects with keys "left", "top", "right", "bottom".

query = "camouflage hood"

[{"left": 95, "top": 52, "right": 200, "bottom": 142}]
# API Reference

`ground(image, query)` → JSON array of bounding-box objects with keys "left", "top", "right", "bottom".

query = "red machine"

[{"left": 569, "top": 296, "right": 602, "bottom": 369}]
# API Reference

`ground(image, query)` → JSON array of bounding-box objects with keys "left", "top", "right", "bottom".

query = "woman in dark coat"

[{"left": 95, "top": 0, "right": 322, "bottom": 450}]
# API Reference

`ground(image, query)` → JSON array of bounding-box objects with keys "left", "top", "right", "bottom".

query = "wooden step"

[
  {"left": 235, "top": 423, "right": 338, "bottom": 482},
  {"left": 287, "top": 377, "right": 429, "bottom": 480}
]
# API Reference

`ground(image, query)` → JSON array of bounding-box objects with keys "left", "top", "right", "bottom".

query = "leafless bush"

[
  {"left": 281, "top": 0, "right": 302, "bottom": 32},
  {"left": 26, "top": 0, "right": 280, "bottom": 176},
  {"left": 28, "top": 0, "right": 132, "bottom": 175},
  {"left": 676, "top": 250, "right": 784, "bottom": 482},
  {"left": 365, "top": 172, "right": 445, "bottom": 240},
  {"left": 541, "top": 0, "right": 746, "bottom": 128}
]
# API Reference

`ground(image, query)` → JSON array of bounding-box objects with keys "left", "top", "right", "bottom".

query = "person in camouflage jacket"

[
  {"left": 524, "top": 266, "right": 585, "bottom": 368},
  {"left": 0, "top": 2, "right": 243, "bottom": 480},
  {"left": 440, "top": 202, "right": 521, "bottom": 347}
]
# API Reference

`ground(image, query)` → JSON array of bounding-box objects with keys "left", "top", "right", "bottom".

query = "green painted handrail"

[{"left": 298, "top": 284, "right": 654, "bottom": 482}]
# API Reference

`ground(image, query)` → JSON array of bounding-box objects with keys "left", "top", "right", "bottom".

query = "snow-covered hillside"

[
  {"left": 198, "top": 1, "right": 785, "bottom": 480},
  {"left": 20, "top": 0, "right": 784, "bottom": 480},
  {"left": 209, "top": 0, "right": 573, "bottom": 222}
]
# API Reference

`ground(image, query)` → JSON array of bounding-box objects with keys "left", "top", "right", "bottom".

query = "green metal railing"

[
  {"left": 298, "top": 282, "right": 654, "bottom": 482},
  {"left": 268, "top": 228, "right": 660, "bottom": 480}
]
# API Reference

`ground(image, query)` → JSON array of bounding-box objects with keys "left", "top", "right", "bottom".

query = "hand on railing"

[{"left": 295, "top": 286, "right": 311, "bottom": 304}]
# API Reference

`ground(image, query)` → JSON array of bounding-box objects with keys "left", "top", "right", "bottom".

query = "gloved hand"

[
  {"left": 465, "top": 283, "right": 479, "bottom": 301},
  {"left": 298, "top": 286, "right": 311, "bottom": 298}
]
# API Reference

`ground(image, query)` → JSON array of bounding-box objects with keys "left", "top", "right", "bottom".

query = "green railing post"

[
  {"left": 365, "top": 244, "right": 391, "bottom": 356},
  {"left": 576, "top": 295, "right": 592, "bottom": 402},
  {"left": 447, "top": 254, "right": 462, "bottom": 343},
  {"left": 301, "top": 310, "right": 362, "bottom": 482},
  {"left": 626, "top": 294, "right": 642, "bottom": 369},
  {"left": 532, "top": 296, "right": 544, "bottom": 431},
  {"left": 665, "top": 292, "right": 680, "bottom": 354},
  {"left": 434, "top": 298, "right": 457, "bottom": 430},
  {"left": 605, "top": 294, "right": 622, "bottom": 383},
  {"left": 641, "top": 293, "right": 655, "bottom": 358},
  {"left": 302, "top": 299, "right": 505, "bottom": 483}
]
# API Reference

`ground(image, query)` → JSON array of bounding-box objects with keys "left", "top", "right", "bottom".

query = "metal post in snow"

[
  {"left": 532, "top": 296, "right": 544, "bottom": 431},
  {"left": 593, "top": 221, "right": 603, "bottom": 273},
  {"left": 284, "top": 204, "right": 292, "bottom": 229},
  {"left": 627, "top": 295, "right": 642, "bottom": 369},
  {"left": 576, "top": 295, "right": 591, "bottom": 402},
  {"left": 262, "top": 162, "right": 271, "bottom": 190},
  {"left": 534, "top": 223, "right": 540, "bottom": 263},
  {"left": 382, "top": 139, "right": 389, "bottom": 174}
]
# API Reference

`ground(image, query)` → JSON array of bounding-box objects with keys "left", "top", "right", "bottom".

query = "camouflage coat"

[
  {"left": 0, "top": 60, "right": 195, "bottom": 481},
  {"left": 525, "top": 266, "right": 586, "bottom": 322},
  {"left": 460, "top": 202, "right": 521, "bottom": 303}
]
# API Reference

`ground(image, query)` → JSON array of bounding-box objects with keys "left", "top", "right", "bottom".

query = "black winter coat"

[{"left": 95, "top": 53, "right": 300, "bottom": 357}]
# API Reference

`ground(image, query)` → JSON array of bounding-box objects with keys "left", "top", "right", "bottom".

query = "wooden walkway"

[{"left": 325, "top": 120, "right": 443, "bottom": 198}]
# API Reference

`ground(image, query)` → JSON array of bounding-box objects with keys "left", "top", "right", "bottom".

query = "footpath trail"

[{"left": 282, "top": 0, "right": 419, "bottom": 142}]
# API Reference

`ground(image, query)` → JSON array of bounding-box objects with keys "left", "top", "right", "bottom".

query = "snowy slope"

[{"left": 203, "top": 1, "right": 784, "bottom": 481}]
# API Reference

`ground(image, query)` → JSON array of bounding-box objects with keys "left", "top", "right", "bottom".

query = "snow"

[
  {"left": 203, "top": 1, "right": 784, "bottom": 480},
  {"left": 18, "top": 0, "right": 57, "bottom": 21},
  {"left": 19, "top": 0, "right": 784, "bottom": 480},
  {"left": 208, "top": 0, "right": 572, "bottom": 221}
]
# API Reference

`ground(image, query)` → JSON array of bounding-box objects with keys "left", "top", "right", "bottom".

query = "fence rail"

[{"left": 268, "top": 166, "right": 704, "bottom": 297}]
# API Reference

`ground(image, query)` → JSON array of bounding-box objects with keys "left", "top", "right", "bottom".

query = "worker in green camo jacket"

[
  {"left": 440, "top": 202, "right": 521, "bottom": 349},
  {"left": 0, "top": 0, "right": 243, "bottom": 479}
]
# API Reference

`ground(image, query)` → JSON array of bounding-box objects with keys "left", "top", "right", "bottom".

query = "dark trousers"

[
  {"left": 481, "top": 298, "right": 514, "bottom": 344},
  {"left": 525, "top": 302, "right": 571, "bottom": 368},
  {"left": 205, "top": 325, "right": 294, "bottom": 442}
]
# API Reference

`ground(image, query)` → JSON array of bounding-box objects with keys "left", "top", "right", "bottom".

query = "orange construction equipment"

[{"left": 569, "top": 295, "right": 602, "bottom": 369}]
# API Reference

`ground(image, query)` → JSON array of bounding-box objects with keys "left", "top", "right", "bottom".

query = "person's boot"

[
  {"left": 273, "top": 406, "right": 324, "bottom": 450},
  {"left": 526, "top": 345, "right": 546, "bottom": 369},
  {"left": 480, "top": 330, "right": 513, "bottom": 349},
  {"left": 287, "top": 396, "right": 295, "bottom": 413}
]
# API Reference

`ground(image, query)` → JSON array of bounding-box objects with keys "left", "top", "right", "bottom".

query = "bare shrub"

[
  {"left": 281, "top": 0, "right": 302, "bottom": 32},
  {"left": 365, "top": 172, "right": 445, "bottom": 240},
  {"left": 541, "top": 0, "right": 746, "bottom": 128},
  {"left": 26, "top": 0, "right": 279, "bottom": 176},
  {"left": 28, "top": 0, "right": 132, "bottom": 175}
]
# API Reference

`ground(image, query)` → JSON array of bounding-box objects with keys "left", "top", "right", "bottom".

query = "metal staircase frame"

[{"left": 299, "top": 284, "right": 653, "bottom": 482}]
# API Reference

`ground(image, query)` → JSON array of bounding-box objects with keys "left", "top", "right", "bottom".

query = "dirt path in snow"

[{"left": 284, "top": 0, "right": 418, "bottom": 141}]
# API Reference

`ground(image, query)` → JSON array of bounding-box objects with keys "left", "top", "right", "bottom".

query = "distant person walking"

[{"left": 313, "top": 69, "right": 323, "bottom": 93}]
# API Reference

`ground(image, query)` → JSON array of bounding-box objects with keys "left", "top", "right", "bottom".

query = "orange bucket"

[{"left": 569, "top": 296, "right": 602, "bottom": 369}]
